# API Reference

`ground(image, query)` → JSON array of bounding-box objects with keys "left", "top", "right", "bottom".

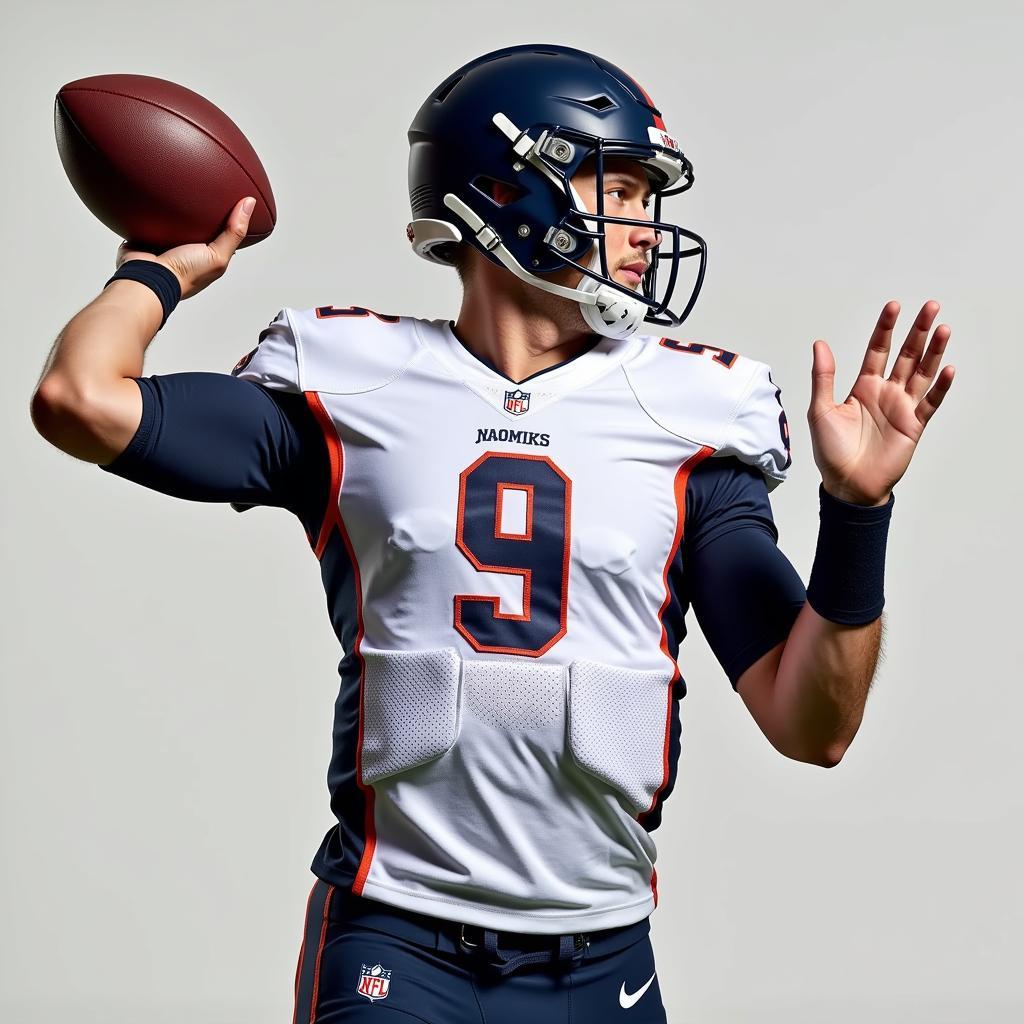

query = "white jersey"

[{"left": 233, "top": 304, "right": 790, "bottom": 933}]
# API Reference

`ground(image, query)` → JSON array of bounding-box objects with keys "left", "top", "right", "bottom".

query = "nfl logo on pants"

[
  {"left": 357, "top": 963, "right": 392, "bottom": 1002},
  {"left": 504, "top": 388, "right": 530, "bottom": 415}
]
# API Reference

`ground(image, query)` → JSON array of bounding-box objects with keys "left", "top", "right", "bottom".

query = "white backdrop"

[{"left": 2, "top": 1, "right": 1020, "bottom": 1021}]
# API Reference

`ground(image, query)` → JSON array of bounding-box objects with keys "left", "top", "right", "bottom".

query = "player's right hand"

[{"left": 114, "top": 196, "right": 256, "bottom": 301}]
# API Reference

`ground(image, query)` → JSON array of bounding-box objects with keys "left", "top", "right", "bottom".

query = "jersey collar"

[{"left": 415, "top": 318, "right": 643, "bottom": 417}]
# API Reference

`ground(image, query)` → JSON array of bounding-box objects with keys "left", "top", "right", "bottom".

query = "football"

[{"left": 54, "top": 74, "right": 276, "bottom": 250}]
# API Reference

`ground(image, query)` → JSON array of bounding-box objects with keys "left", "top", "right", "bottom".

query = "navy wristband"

[
  {"left": 105, "top": 260, "right": 182, "bottom": 329},
  {"left": 805, "top": 484, "right": 894, "bottom": 625}
]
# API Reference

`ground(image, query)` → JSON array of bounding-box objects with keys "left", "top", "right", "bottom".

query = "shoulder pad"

[
  {"left": 230, "top": 308, "right": 300, "bottom": 392},
  {"left": 624, "top": 336, "right": 793, "bottom": 489},
  {"left": 231, "top": 305, "right": 422, "bottom": 395}
]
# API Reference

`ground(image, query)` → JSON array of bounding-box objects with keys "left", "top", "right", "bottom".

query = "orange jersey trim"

[
  {"left": 303, "top": 392, "right": 377, "bottom": 895},
  {"left": 641, "top": 445, "right": 715, "bottom": 824}
]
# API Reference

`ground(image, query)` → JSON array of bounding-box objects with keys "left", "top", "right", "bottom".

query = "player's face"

[
  {"left": 468, "top": 157, "right": 661, "bottom": 339},
  {"left": 570, "top": 156, "right": 659, "bottom": 291}
]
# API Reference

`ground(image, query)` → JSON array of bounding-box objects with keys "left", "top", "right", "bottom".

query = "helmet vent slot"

[
  {"left": 409, "top": 184, "right": 440, "bottom": 215},
  {"left": 434, "top": 75, "right": 464, "bottom": 103},
  {"left": 579, "top": 94, "right": 615, "bottom": 111}
]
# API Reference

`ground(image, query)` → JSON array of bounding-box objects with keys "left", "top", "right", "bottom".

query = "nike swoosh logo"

[{"left": 619, "top": 972, "right": 656, "bottom": 1009}]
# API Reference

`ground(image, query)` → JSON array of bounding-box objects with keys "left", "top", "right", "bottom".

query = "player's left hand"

[{"left": 807, "top": 300, "right": 955, "bottom": 506}]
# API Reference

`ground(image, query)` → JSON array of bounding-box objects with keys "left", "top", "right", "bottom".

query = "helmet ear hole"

[{"left": 471, "top": 175, "right": 525, "bottom": 207}]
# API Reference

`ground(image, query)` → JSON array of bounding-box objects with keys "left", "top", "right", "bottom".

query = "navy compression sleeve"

[
  {"left": 684, "top": 458, "right": 807, "bottom": 689},
  {"left": 98, "top": 373, "right": 329, "bottom": 542}
]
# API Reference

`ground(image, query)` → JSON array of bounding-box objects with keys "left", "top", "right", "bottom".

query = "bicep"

[
  {"left": 688, "top": 521, "right": 806, "bottom": 689},
  {"left": 98, "top": 372, "right": 329, "bottom": 532},
  {"left": 684, "top": 457, "right": 806, "bottom": 690}
]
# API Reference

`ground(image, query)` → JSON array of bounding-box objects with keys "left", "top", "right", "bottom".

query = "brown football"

[{"left": 54, "top": 74, "right": 276, "bottom": 250}]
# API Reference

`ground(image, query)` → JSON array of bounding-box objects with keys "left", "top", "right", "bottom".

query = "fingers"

[
  {"left": 207, "top": 197, "right": 256, "bottom": 265},
  {"left": 859, "top": 300, "right": 901, "bottom": 377},
  {"left": 907, "top": 321, "right": 952, "bottom": 401},
  {"left": 915, "top": 364, "right": 955, "bottom": 426},
  {"left": 889, "top": 300, "right": 940, "bottom": 384},
  {"left": 809, "top": 339, "right": 836, "bottom": 419}
]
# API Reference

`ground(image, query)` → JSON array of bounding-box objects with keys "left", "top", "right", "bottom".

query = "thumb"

[
  {"left": 809, "top": 339, "right": 836, "bottom": 419},
  {"left": 208, "top": 196, "right": 256, "bottom": 264}
]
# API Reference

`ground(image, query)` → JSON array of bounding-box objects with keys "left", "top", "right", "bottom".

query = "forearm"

[
  {"left": 37, "top": 280, "right": 162, "bottom": 397},
  {"left": 32, "top": 280, "right": 163, "bottom": 462},
  {"left": 770, "top": 604, "right": 881, "bottom": 766},
  {"left": 768, "top": 484, "right": 892, "bottom": 765},
  {"left": 33, "top": 203, "right": 257, "bottom": 463}
]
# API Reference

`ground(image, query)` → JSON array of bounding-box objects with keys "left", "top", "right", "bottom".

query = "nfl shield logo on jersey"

[
  {"left": 357, "top": 963, "right": 392, "bottom": 1002},
  {"left": 504, "top": 388, "right": 530, "bottom": 415}
]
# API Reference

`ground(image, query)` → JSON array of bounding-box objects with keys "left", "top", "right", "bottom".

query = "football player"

[{"left": 31, "top": 44, "right": 953, "bottom": 1024}]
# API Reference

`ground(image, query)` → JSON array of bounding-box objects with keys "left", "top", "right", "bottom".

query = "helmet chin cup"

[
  {"left": 578, "top": 276, "right": 647, "bottom": 340},
  {"left": 576, "top": 247, "right": 647, "bottom": 340}
]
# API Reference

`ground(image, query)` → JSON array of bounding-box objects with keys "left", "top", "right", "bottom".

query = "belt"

[
  {"left": 325, "top": 886, "right": 650, "bottom": 976},
  {"left": 459, "top": 923, "right": 589, "bottom": 976}
]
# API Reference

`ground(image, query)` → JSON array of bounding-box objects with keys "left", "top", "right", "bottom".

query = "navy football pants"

[{"left": 293, "top": 880, "right": 667, "bottom": 1023}]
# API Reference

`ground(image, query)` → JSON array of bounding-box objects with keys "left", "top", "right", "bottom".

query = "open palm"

[{"left": 808, "top": 300, "right": 955, "bottom": 506}]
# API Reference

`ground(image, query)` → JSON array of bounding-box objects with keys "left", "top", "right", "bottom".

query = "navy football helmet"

[{"left": 407, "top": 44, "right": 707, "bottom": 339}]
